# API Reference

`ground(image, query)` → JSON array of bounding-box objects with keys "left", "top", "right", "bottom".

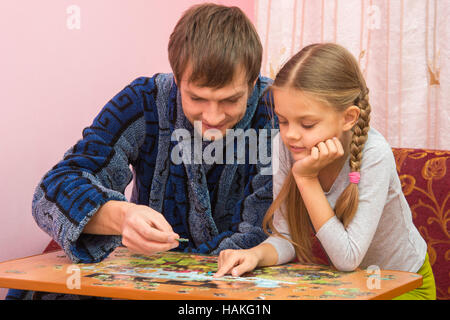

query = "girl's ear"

[{"left": 342, "top": 105, "right": 360, "bottom": 131}]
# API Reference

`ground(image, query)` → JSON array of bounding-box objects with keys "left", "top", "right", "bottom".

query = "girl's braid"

[{"left": 349, "top": 88, "right": 371, "bottom": 172}]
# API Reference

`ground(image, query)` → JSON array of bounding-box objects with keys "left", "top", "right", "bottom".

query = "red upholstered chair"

[
  {"left": 312, "top": 147, "right": 450, "bottom": 300},
  {"left": 43, "top": 239, "right": 61, "bottom": 253},
  {"left": 391, "top": 148, "right": 450, "bottom": 300},
  {"left": 43, "top": 147, "right": 450, "bottom": 300}
]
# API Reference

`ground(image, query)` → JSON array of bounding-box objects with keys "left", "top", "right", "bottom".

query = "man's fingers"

[
  {"left": 135, "top": 219, "right": 178, "bottom": 243},
  {"left": 142, "top": 240, "right": 179, "bottom": 253},
  {"left": 148, "top": 210, "right": 175, "bottom": 234},
  {"left": 122, "top": 223, "right": 178, "bottom": 255},
  {"left": 125, "top": 231, "right": 179, "bottom": 255},
  {"left": 125, "top": 205, "right": 176, "bottom": 237}
]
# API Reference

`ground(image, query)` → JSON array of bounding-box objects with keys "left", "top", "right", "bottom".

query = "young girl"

[{"left": 214, "top": 43, "right": 436, "bottom": 300}]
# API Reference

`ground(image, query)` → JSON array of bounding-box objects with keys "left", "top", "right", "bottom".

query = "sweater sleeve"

[
  {"left": 32, "top": 77, "right": 152, "bottom": 263},
  {"left": 315, "top": 142, "right": 392, "bottom": 271},
  {"left": 262, "top": 133, "right": 296, "bottom": 264}
]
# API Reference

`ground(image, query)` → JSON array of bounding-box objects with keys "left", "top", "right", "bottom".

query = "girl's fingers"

[
  {"left": 317, "top": 142, "right": 328, "bottom": 158},
  {"left": 217, "top": 252, "right": 222, "bottom": 268},
  {"left": 334, "top": 137, "right": 345, "bottom": 156},
  {"left": 214, "top": 260, "right": 235, "bottom": 277},
  {"left": 325, "top": 138, "right": 338, "bottom": 155},
  {"left": 293, "top": 137, "right": 346, "bottom": 178},
  {"left": 310, "top": 146, "right": 320, "bottom": 160},
  {"left": 213, "top": 265, "right": 230, "bottom": 278},
  {"left": 214, "top": 252, "right": 240, "bottom": 278},
  {"left": 230, "top": 260, "right": 253, "bottom": 277}
]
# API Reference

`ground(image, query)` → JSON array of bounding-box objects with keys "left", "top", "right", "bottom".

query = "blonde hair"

[{"left": 263, "top": 43, "right": 371, "bottom": 263}]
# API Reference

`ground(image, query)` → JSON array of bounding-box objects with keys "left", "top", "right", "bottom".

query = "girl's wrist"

[
  {"left": 293, "top": 173, "right": 319, "bottom": 186},
  {"left": 251, "top": 246, "right": 264, "bottom": 265},
  {"left": 254, "top": 243, "right": 278, "bottom": 267},
  {"left": 293, "top": 175, "right": 321, "bottom": 196}
]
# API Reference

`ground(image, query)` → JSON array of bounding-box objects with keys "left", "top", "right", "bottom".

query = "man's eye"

[
  {"left": 222, "top": 99, "right": 238, "bottom": 104},
  {"left": 191, "top": 96, "right": 205, "bottom": 102}
]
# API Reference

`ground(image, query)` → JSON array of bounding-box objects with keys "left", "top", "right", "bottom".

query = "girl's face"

[{"left": 273, "top": 88, "right": 349, "bottom": 162}]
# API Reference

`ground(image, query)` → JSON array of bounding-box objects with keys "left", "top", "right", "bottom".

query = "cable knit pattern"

[
  {"left": 7, "top": 73, "right": 276, "bottom": 300},
  {"left": 32, "top": 73, "right": 275, "bottom": 263}
]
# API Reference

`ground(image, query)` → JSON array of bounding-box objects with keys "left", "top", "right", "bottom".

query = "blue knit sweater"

[{"left": 30, "top": 73, "right": 276, "bottom": 265}]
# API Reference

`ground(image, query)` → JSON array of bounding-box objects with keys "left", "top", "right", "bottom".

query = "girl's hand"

[
  {"left": 292, "top": 137, "right": 344, "bottom": 179},
  {"left": 213, "top": 249, "right": 259, "bottom": 278}
]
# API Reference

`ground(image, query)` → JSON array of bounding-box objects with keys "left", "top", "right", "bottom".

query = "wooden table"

[{"left": 0, "top": 247, "right": 422, "bottom": 300}]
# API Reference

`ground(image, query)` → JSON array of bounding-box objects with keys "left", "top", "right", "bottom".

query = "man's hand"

[
  {"left": 291, "top": 137, "right": 344, "bottom": 179},
  {"left": 120, "top": 203, "right": 180, "bottom": 255}
]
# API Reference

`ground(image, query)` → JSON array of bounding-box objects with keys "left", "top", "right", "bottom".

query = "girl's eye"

[
  {"left": 301, "top": 123, "right": 315, "bottom": 129},
  {"left": 278, "top": 120, "right": 288, "bottom": 125}
]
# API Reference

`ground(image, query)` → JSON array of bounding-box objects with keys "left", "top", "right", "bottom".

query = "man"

[{"left": 7, "top": 3, "right": 276, "bottom": 299}]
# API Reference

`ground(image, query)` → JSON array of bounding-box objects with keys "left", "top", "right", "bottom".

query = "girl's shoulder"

[
  {"left": 361, "top": 128, "right": 396, "bottom": 171},
  {"left": 364, "top": 128, "right": 393, "bottom": 153},
  {"left": 273, "top": 132, "right": 294, "bottom": 176}
]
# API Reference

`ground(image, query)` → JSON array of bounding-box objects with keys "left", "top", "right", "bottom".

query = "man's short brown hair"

[{"left": 168, "top": 3, "right": 262, "bottom": 89}]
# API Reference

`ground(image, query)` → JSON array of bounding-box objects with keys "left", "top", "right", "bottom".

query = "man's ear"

[{"left": 342, "top": 105, "right": 360, "bottom": 131}]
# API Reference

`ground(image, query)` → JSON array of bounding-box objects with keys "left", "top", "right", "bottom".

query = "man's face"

[{"left": 178, "top": 64, "right": 251, "bottom": 140}]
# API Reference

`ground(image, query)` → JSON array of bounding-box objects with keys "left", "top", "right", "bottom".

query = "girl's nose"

[{"left": 285, "top": 125, "right": 301, "bottom": 141}]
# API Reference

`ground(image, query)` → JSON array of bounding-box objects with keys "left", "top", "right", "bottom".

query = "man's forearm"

[{"left": 82, "top": 200, "right": 131, "bottom": 235}]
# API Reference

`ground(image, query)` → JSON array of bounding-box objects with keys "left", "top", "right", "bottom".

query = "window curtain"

[{"left": 255, "top": 0, "right": 449, "bottom": 150}]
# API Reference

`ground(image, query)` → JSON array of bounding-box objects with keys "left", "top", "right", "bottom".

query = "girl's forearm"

[
  {"left": 293, "top": 176, "right": 335, "bottom": 233},
  {"left": 253, "top": 242, "right": 279, "bottom": 267}
]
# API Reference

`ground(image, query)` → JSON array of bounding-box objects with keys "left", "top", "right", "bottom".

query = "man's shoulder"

[
  {"left": 248, "top": 75, "right": 275, "bottom": 129},
  {"left": 255, "top": 75, "right": 273, "bottom": 95},
  {"left": 258, "top": 75, "right": 273, "bottom": 87},
  {"left": 128, "top": 73, "right": 175, "bottom": 93}
]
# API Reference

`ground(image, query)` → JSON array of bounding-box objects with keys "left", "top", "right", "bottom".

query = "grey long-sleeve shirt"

[{"left": 264, "top": 128, "right": 427, "bottom": 272}]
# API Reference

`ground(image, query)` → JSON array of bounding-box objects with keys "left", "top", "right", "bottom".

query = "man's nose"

[{"left": 203, "top": 103, "right": 225, "bottom": 126}]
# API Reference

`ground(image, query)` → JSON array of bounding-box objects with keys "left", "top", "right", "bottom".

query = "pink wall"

[{"left": 0, "top": 0, "right": 254, "bottom": 299}]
